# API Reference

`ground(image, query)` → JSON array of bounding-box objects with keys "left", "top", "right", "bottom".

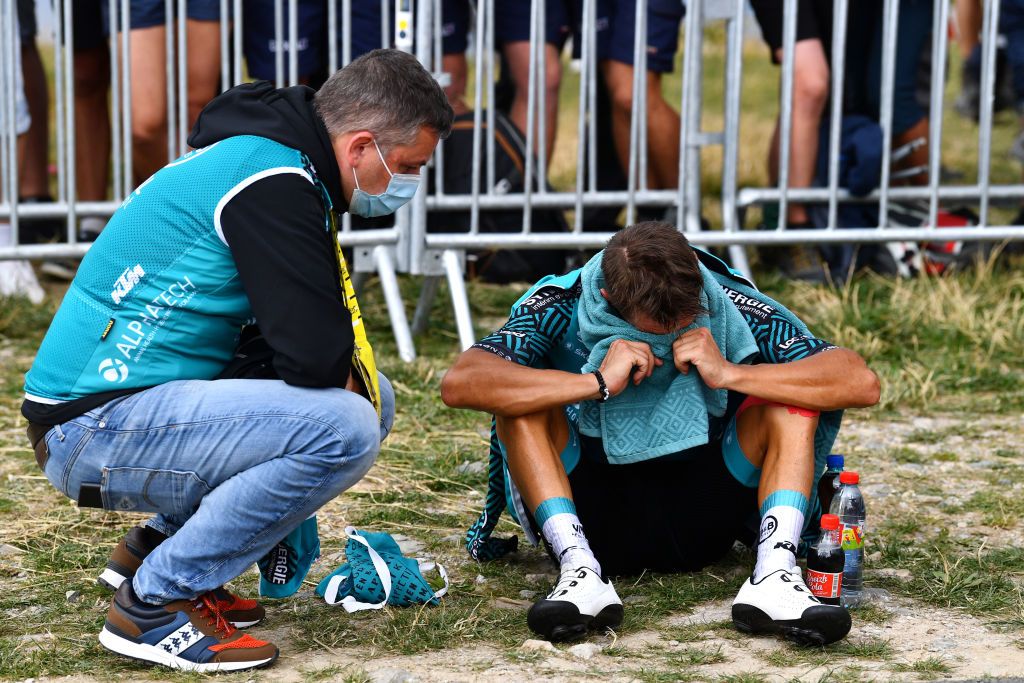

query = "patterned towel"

[{"left": 577, "top": 252, "right": 759, "bottom": 463}]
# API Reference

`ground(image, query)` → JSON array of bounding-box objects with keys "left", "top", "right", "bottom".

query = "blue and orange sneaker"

[
  {"left": 99, "top": 582, "right": 279, "bottom": 672},
  {"left": 99, "top": 524, "right": 265, "bottom": 628}
]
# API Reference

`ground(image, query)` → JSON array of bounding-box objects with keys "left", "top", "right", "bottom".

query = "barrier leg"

[
  {"left": 412, "top": 275, "right": 441, "bottom": 336},
  {"left": 374, "top": 246, "right": 416, "bottom": 363},
  {"left": 443, "top": 249, "right": 475, "bottom": 351}
]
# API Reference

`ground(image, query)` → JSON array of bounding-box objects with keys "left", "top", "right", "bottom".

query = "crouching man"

[
  {"left": 22, "top": 49, "right": 452, "bottom": 672},
  {"left": 441, "top": 222, "right": 879, "bottom": 645}
]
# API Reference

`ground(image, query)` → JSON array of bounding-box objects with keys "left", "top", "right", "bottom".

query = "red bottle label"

[{"left": 806, "top": 569, "right": 842, "bottom": 598}]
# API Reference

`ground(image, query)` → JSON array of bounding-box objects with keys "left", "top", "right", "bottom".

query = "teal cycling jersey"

[{"left": 24, "top": 135, "right": 321, "bottom": 404}]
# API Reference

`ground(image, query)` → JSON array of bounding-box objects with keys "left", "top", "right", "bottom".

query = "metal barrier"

[
  {"left": 2, "top": 0, "right": 1024, "bottom": 359},
  {"left": 726, "top": 0, "right": 1024, "bottom": 244}
]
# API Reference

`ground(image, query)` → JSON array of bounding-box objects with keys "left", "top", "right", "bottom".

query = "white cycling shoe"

[
  {"left": 732, "top": 567, "right": 851, "bottom": 646},
  {"left": 527, "top": 566, "right": 624, "bottom": 642}
]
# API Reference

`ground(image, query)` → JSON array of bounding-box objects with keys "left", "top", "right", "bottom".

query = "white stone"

[
  {"left": 568, "top": 643, "right": 602, "bottom": 660},
  {"left": 520, "top": 639, "right": 558, "bottom": 654}
]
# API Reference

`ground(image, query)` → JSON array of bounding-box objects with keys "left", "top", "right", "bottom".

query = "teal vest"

[{"left": 25, "top": 136, "right": 320, "bottom": 403}]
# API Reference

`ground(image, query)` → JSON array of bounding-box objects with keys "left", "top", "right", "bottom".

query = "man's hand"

[
  {"left": 672, "top": 328, "right": 733, "bottom": 390},
  {"left": 598, "top": 338, "right": 663, "bottom": 397}
]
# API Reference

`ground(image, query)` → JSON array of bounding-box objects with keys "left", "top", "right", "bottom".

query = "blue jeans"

[{"left": 41, "top": 374, "right": 395, "bottom": 604}]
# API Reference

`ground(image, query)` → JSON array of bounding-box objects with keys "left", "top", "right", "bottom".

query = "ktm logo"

[{"left": 111, "top": 264, "right": 145, "bottom": 305}]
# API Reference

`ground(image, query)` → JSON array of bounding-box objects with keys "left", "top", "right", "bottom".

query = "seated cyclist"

[{"left": 441, "top": 221, "right": 880, "bottom": 645}]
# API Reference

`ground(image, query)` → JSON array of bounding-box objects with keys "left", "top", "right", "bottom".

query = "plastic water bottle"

[
  {"left": 817, "top": 454, "right": 845, "bottom": 517},
  {"left": 806, "top": 513, "right": 844, "bottom": 605},
  {"left": 829, "top": 471, "right": 866, "bottom": 608}
]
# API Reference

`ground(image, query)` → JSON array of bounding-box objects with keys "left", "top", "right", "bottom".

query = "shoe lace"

[
  {"left": 549, "top": 566, "right": 589, "bottom": 596},
  {"left": 194, "top": 593, "right": 236, "bottom": 638}
]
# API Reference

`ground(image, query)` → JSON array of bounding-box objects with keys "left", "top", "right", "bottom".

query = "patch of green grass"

[
  {"left": 670, "top": 644, "right": 728, "bottom": 666},
  {"left": 300, "top": 665, "right": 371, "bottom": 683},
  {"left": 760, "top": 638, "right": 893, "bottom": 669},
  {"left": 891, "top": 656, "right": 953, "bottom": 677},
  {"left": 959, "top": 490, "right": 1024, "bottom": 528},
  {"left": 891, "top": 447, "right": 927, "bottom": 464},
  {"left": 717, "top": 673, "right": 769, "bottom": 683}
]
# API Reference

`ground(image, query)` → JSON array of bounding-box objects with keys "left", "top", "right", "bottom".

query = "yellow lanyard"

[{"left": 328, "top": 210, "right": 381, "bottom": 417}]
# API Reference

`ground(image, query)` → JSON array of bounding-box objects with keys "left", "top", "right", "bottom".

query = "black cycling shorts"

[
  {"left": 569, "top": 432, "right": 758, "bottom": 576},
  {"left": 750, "top": 0, "right": 834, "bottom": 64}
]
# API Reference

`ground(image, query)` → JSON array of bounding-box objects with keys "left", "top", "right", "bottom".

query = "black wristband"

[{"left": 592, "top": 370, "right": 610, "bottom": 402}]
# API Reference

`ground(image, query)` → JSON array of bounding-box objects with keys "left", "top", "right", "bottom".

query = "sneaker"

[
  {"left": 99, "top": 525, "right": 265, "bottom": 628},
  {"left": 99, "top": 582, "right": 278, "bottom": 672},
  {"left": 731, "top": 568, "right": 851, "bottom": 646},
  {"left": 527, "top": 566, "right": 624, "bottom": 642},
  {"left": 778, "top": 243, "right": 829, "bottom": 284}
]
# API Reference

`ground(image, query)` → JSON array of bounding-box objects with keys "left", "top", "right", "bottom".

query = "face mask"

[{"left": 349, "top": 138, "right": 421, "bottom": 218}]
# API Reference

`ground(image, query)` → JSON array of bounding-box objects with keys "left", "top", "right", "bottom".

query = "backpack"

[{"left": 427, "top": 110, "right": 570, "bottom": 283}]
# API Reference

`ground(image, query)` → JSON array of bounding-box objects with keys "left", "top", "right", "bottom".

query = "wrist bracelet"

[{"left": 592, "top": 370, "right": 610, "bottom": 402}]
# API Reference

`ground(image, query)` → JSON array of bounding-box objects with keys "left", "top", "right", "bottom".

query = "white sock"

[
  {"left": 753, "top": 490, "right": 808, "bottom": 581},
  {"left": 535, "top": 497, "right": 601, "bottom": 575}
]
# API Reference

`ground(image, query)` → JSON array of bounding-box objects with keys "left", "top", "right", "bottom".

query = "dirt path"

[{"left": 7, "top": 413, "right": 1024, "bottom": 683}]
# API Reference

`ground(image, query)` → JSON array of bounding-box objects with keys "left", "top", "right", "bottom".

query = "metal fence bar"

[
  {"left": 776, "top": 0, "right": 797, "bottom": 230},
  {"left": 274, "top": 0, "right": 284, "bottom": 87},
  {"left": 342, "top": 0, "right": 351, "bottom": 66},
  {"left": 625, "top": 0, "right": 647, "bottom": 225},
  {"left": 678, "top": 0, "right": 700, "bottom": 230},
  {"left": 177, "top": 0, "right": 188, "bottom": 156},
  {"left": 233, "top": 0, "right": 244, "bottom": 84},
  {"left": 825, "top": 0, "right": 848, "bottom": 231},
  {"left": 573, "top": 0, "right": 593, "bottom": 232},
  {"left": 109, "top": 0, "right": 124, "bottom": 199},
  {"left": 469, "top": 0, "right": 486, "bottom": 235},
  {"left": 876, "top": 0, "right": 899, "bottom": 228},
  {"left": 2, "top": 0, "right": 17, "bottom": 241},
  {"left": 926, "top": 0, "right": 949, "bottom": 229},
  {"left": 327, "top": 0, "right": 338, "bottom": 74},
  {"left": 977, "top": 0, "right": 1001, "bottom": 227},
  {"left": 220, "top": 0, "right": 229, "bottom": 91},
  {"left": 288, "top": 0, "right": 299, "bottom": 85},
  {"left": 521, "top": 0, "right": 540, "bottom": 233},
  {"left": 432, "top": 0, "right": 444, "bottom": 195},
  {"left": 53, "top": 0, "right": 67, "bottom": 204},
  {"left": 586, "top": 0, "right": 597, "bottom": 193},
  {"left": 486, "top": 0, "right": 496, "bottom": 194},
  {"left": 637, "top": 0, "right": 649, "bottom": 195},
  {"left": 121, "top": 0, "right": 133, "bottom": 190},
  {"left": 64, "top": 0, "right": 77, "bottom": 238},
  {"left": 537, "top": 0, "right": 548, "bottom": 191},
  {"left": 166, "top": 0, "right": 177, "bottom": 162},
  {"left": 425, "top": 226, "right": 1024, "bottom": 250}
]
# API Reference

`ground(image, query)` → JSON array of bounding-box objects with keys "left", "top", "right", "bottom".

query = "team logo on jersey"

[
  {"left": 98, "top": 358, "right": 129, "bottom": 383},
  {"left": 111, "top": 264, "right": 145, "bottom": 305}
]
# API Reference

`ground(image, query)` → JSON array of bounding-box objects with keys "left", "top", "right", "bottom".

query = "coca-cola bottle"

[{"left": 806, "top": 513, "right": 844, "bottom": 605}]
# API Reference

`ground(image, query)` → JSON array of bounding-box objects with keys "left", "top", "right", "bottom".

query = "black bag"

[{"left": 427, "top": 110, "right": 570, "bottom": 283}]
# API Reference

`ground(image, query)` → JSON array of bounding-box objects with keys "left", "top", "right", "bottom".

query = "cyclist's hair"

[{"left": 602, "top": 221, "right": 707, "bottom": 329}]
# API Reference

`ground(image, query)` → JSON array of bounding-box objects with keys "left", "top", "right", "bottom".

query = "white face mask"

[{"left": 349, "top": 138, "right": 421, "bottom": 217}]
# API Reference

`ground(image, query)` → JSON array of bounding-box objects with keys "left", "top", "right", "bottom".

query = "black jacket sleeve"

[{"left": 220, "top": 172, "right": 354, "bottom": 388}]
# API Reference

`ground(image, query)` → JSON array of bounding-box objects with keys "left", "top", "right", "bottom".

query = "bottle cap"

[
  {"left": 839, "top": 471, "right": 859, "bottom": 485},
  {"left": 820, "top": 514, "right": 840, "bottom": 530},
  {"left": 826, "top": 454, "right": 845, "bottom": 468}
]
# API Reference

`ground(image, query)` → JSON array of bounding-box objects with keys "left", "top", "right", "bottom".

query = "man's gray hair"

[{"left": 315, "top": 49, "right": 454, "bottom": 150}]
